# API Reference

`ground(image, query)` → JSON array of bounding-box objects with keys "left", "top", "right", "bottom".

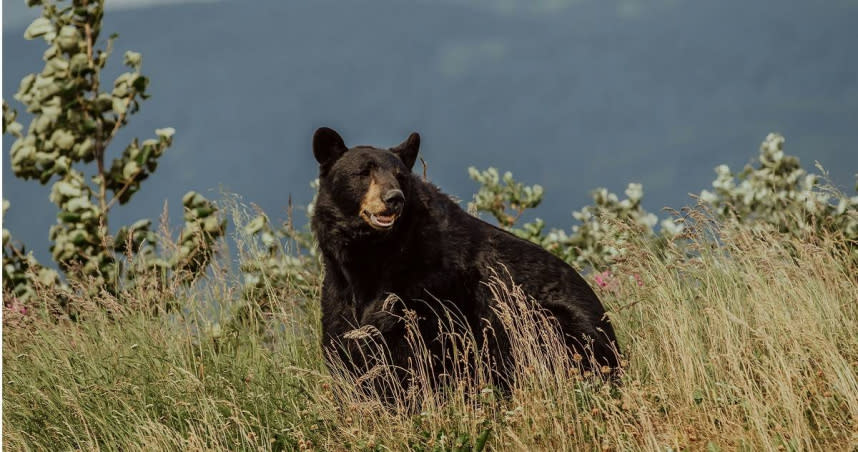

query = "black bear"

[{"left": 310, "top": 127, "right": 620, "bottom": 392}]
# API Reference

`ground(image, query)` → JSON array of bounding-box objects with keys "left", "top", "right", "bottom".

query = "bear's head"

[{"left": 313, "top": 127, "right": 420, "bottom": 231}]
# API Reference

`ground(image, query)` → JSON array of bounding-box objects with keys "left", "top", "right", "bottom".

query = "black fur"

[{"left": 311, "top": 127, "right": 620, "bottom": 390}]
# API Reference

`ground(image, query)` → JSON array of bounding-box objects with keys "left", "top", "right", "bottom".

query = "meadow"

[
  {"left": 5, "top": 3, "right": 856, "bottom": 449},
  {"left": 4, "top": 205, "right": 857, "bottom": 451}
]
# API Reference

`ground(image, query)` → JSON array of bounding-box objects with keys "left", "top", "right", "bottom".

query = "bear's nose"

[{"left": 383, "top": 189, "right": 405, "bottom": 212}]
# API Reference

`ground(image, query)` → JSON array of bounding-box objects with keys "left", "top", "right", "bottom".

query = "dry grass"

[{"left": 4, "top": 208, "right": 858, "bottom": 450}]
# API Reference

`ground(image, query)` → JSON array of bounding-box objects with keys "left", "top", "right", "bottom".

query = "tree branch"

[{"left": 105, "top": 163, "right": 145, "bottom": 212}]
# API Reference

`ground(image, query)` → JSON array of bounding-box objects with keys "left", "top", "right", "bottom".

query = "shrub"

[
  {"left": 699, "top": 132, "right": 858, "bottom": 262},
  {"left": 2, "top": 0, "right": 225, "bottom": 307},
  {"left": 468, "top": 133, "right": 856, "bottom": 271},
  {"left": 468, "top": 168, "right": 682, "bottom": 270}
]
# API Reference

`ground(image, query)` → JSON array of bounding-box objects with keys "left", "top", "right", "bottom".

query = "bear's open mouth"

[{"left": 364, "top": 210, "right": 397, "bottom": 229}]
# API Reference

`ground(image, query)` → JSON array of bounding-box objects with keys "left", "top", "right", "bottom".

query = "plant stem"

[
  {"left": 84, "top": 0, "right": 111, "bottom": 254},
  {"left": 105, "top": 163, "right": 145, "bottom": 211}
]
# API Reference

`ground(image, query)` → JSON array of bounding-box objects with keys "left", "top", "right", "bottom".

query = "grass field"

[{"left": 3, "top": 211, "right": 857, "bottom": 451}]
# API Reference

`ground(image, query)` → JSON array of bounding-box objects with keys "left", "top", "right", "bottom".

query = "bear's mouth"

[{"left": 363, "top": 210, "right": 397, "bottom": 229}]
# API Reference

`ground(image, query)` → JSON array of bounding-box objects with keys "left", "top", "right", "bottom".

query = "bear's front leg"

[{"left": 319, "top": 275, "right": 362, "bottom": 372}]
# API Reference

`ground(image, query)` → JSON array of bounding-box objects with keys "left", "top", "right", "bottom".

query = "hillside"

[{"left": 4, "top": 210, "right": 857, "bottom": 450}]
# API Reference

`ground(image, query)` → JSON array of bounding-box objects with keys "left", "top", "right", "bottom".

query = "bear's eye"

[{"left": 357, "top": 163, "right": 374, "bottom": 177}]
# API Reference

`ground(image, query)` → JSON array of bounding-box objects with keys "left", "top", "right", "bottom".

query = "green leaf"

[
  {"left": 39, "top": 103, "right": 62, "bottom": 121},
  {"left": 75, "top": 138, "right": 94, "bottom": 161},
  {"left": 43, "top": 43, "right": 60, "bottom": 60},
  {"left": 54, "top": 156, "right": 70, "bottom": 174},
  {"left": 474, "top": 427, "right": 491, "bottom": 452},
  {"left": 81, "top": 119, "right": 97, "bottom": 133},
  {"left": 45, "top": 57, "right": 69, "bottom": 74},
  {"left": 58, "top": 211, "right": 81, "bottom": 223},
  {"left": 114, "top": 227, "right": 128, "bottom": 250},
  {"left": 123, "top": 51, "right": 142, "bottom": 68},
  {"left": 56, "top": 25, "right": 80, "bottom": 51},
  {"left": 33, "top": 75, "right": 61, "bottom": 100},
  {"left": 24, "top": 17, "right": 53, "bottom": 40},
  {"left": 65, "top": 196, "right": 92, "bottom": 212},
  {"left": 182, "top": 191, "right": 203, "bottom": 206},
  {"left": 155, "top": 127, "right": 175, "bottom": 139},
  {"left": 122, "top": 161, "right": 140, "bottom": 180},
  {"left": 114, "top": 72, "right": 134, "bottom": 87},
  {"left": 71, "top": 230, "right": 91, "bottom": 246},
  {"left": 113, "top": 84, "right": 129, "bottom": 98},
  {"left": 6, "top": 121, "right": 23, "bottom": 139},
  {"left": 202, "top": 216, "right": 222, "bottom": 233},
  {"left": 95, "top": 93, "right": 113, "bottom": 112},
  {"left": 132, "top": 75, "right": 149, "bottom": 92},
  {"left": 137, "top": 146, "right": 152, "bottom": 164},
  {"left": 112, "top": 96, "right": 127, "bottom": 116},
  {"left": 69, "top": 53, "right": 89, "bottom": 74},
  {"left": 55, "top": 181, "right": 82, "bottom": 198},
  {"left": 16, "top": 74, "right": 36, "bottom": 100},
  {"left": 129, "top": 219, "right": 152, "bottom": 231},
  {"left": 52, "top": 129, "right": 76, "bottom": 150},
  {"left": 10, "top": 142, "right": 35, "bottom": 165}
]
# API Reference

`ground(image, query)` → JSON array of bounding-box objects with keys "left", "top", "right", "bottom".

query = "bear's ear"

[
  {"left": 391, "top": 132, "right": 420, "bottom": 171},
  {"left": 313, "top": 127, "right": 348, "bottom": 166}
]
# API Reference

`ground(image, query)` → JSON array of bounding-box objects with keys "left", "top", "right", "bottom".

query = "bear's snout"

[
  {"left": 360, "top": 176, "right": 404, "bottom": 230},
  {"left": 383, "top": 189, "right": 405, "bottom": 213}
]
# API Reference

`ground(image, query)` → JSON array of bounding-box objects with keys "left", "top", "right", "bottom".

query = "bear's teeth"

[{"left": 371, "top": 214, "right": 395, "bottom": 227}]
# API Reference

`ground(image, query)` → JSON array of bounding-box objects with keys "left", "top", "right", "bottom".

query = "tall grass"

[{"left": 4, "top": 207, "right": 857, "bottom": 450}]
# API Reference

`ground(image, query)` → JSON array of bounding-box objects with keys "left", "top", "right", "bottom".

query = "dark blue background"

[{"left": 4, "top": 0, "right": 857, "bottom": 265}]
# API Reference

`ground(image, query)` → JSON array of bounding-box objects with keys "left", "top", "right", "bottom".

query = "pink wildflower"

[
  {"left": 594, "top": 270, "right": 611, "bottom": 288},
  {"left": 5, "top": 299, "right": 29, "bottom": 316}
]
